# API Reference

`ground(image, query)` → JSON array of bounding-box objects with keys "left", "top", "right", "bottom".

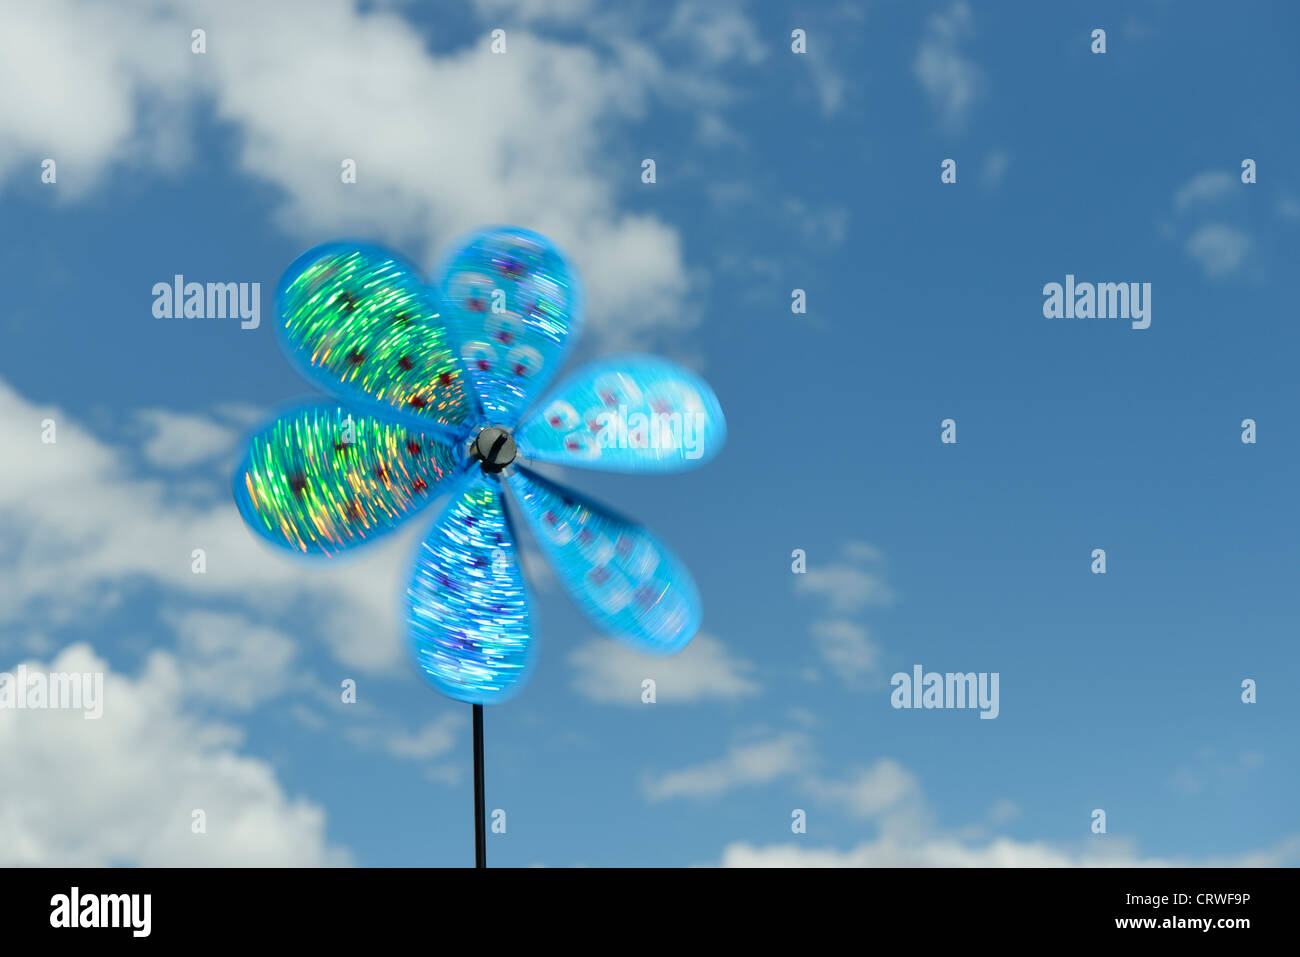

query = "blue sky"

[{"left": 1, "top": 0, "right": 1297, "bottom": 866}]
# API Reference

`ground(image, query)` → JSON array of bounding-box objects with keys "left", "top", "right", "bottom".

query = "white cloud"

[
  {"left": 1174, "top": 171, "right": 1236, "bottom": 211},
  {"left": 168, "top": 609, "right": 297, "bottom": 711},
  {"left": 809, "top": 618, "right": 881, "bottom": 680},
  {"left": 0, "top": 643, "right": 348, "bottom": 865},
  {"left": 654, "top": 733, "right": 1300, "bottom": 868},
  {"left": 569, "top": 632, "right": 759, "bottom": 706},
  {"left": 0, "top": 0, "right": 190, "bottom": 198},
  {"left": 473, "top": 0, "right": 598, "bottom": 24},
  {"left": 913, "top": 1, "right": 985, "bottom": 132},
  {"left": 136, "top": 410, "right": 239, "bottom": 469},
  {"left": 643, "top": 731, "right": 812, "bottom": 801},
  {"left": 719, "top": 834, "right": 1300, "bottom": 868},
  {"left": 382, "top": 712, "right": 466, "bottom": 761},
  {"left": 1167, "top": 172, "right": 1254, "bottom": 279},
  {"left": 842, "top": 540, "right": 882, "bottom": 563},
  {"left": 795, "top": 542, "right": 893, "bottom": 682},
  {"left": 794, "top": 562, "right": 893, "bottom": 613},
  {"left": 782, "top": 198, "right": 849, "bottom": 246},
  {"left": 720, "top": 836, "right": 1070, "bottom": 867},
  {"left": 0, "top": 376, "right": 422, "bottom": 675},
  {"left": 809, "top": 759, "right": 919, "bottom": 819},
  {"left": 716, "top": 751, "right": 1300, "bottom": 867},
  {"left": 987, "top": 798, "right": 1021, "bottom": 825},
  {"left": 1169, "top": 748, "right": 1265, "bottom": 796},
  {"left": 1185, "top": 223, "right": 1252, "bottom": 278},
  {"left": 980, "top": 149, "right": 1010, "bottom": 189},
  {"left": 803, "top": 43, "right": 846, "bottom": 116},
  {"left": 665, "top": 2, "right": 767, "bottom": 66},
  {"left": 645, "top": 744, "right": 923, "bottom": 836},
  {"left": 0, "top": 0, "right": 753, "bottom": 350}
]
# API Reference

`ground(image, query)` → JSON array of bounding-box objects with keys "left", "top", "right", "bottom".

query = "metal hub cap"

[{"left": 473, "top": 426, "right": 517, "bottom": 474}]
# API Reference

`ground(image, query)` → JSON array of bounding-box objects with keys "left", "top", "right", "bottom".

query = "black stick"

[{"left": 472, "top": 703, "right": 486, "bottom": 868}]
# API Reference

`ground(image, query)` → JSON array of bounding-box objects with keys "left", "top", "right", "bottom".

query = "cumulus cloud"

[
  {"left": 719, "top": 834, "right": 1300, "bottom": 868},
  {"left": 645, "top": 731, "right": 1300, "bottom": 868},
  {"left": 0, "top": 643, "right": 348, "bottom": 865},
  {"left": 0, "top": 0, "right": 757, "bottom": 349},
  {"left": 0, "top": 376, "right": 422, "bottom": 674},
  {"left": 711, "top": 750, "right": 1300, "bottom": 867}
]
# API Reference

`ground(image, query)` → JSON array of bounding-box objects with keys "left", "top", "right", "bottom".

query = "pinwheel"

[{"left": 233, "top": 226, "right": 725, "bottom": 865}]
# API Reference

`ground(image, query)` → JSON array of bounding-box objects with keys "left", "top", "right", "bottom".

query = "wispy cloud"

[
  {"left": 136, "top": 410, "right": 239, "bottom": 470},
  {"left": 664, "top": 2, "right": 767, "bottom": 66},
  {"left": 808, "top": 618, "right": 881, "bottom": 681},
  {"left": 790, "top": 540, "right": 894, "bottom": 608},
  {"left": 980, "top": 149, "right": 1010, "bottom": 190},
  {"left": 1169, "top": 170, "right": 1253, "bottom": 279},
  {"left": 1185, "top": 223, "right": 1253, "bottom": 278},
  {"left": 794, "top": 541, "right": 893, "bottom": 683},
  {"left": 1174, "top": 171, "right": 1236, "bottom": 211},
  {"left": 913, "top": 1, "right": 985, "bottom": 132},
  {"left": 166, "top": 609, "right": 297, "bottom": 711},
  {"left": 807, "top": 758, "right": 921, "bottom": 819},
  {"left": 569, "top": 632, "right": 759, "bottom": 706},
  {"left": 643, "top": 731, "right": 813, "bottom": 800}
]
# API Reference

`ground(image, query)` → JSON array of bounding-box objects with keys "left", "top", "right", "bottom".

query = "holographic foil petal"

[
  {"left": 234, "top": 403, "right": 463, "bottom": 556},
  {"left": 506, "top": 466, "right": 700, "bottom": 654},
  {"left": 435, "top": 226, "right": 582, "bottom": 426},
  {"left": 515, "top": 355, "right": 726, "bottom": 473},
  {"left": 277, "top": 244, "right": 477, "bottom": 436},
  {"left": 407, "top": 475, "right": 537, "bottom": 704}
]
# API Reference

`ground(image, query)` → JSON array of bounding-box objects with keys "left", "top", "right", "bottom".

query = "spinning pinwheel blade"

[{"left": 233, "top": 227, "right": 726, "bottom": 866}]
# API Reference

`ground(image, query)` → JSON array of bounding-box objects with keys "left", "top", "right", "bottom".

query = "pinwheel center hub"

[{"left": 473, "top": 426, "right": 517, "bottom": 474}]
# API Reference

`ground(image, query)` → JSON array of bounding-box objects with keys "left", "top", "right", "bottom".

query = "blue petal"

[
  {"left": 406, "top": 473, "right": 538, "bottom": 704},
  {"left": 506, "top": 467, "right": 700, "bottom": 654},
  {"left": 516, "top": 355, "right": 725, "bottom": 473},
  {"left": 434, "top": 226, "right": 582, "bottom": 426}
]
